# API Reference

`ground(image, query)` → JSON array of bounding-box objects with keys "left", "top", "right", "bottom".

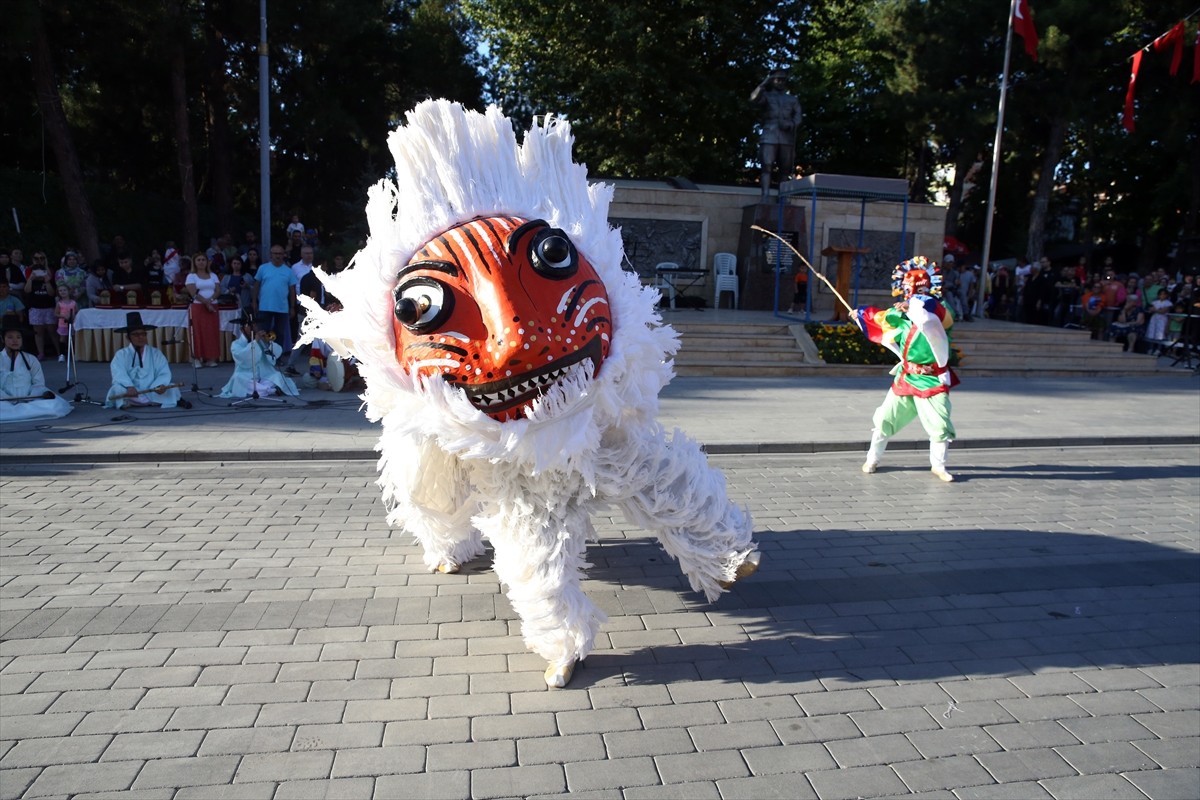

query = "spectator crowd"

[
  {"left": 944, "top": 252, "right": 1198, "bottom": 356},
  {"left": 1, "top": 217, "right": 345, "bottom": 377}
]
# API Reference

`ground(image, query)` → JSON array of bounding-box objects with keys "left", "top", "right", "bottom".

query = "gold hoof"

[
  {"left": 718, "top": 551, "right": 762, "bottom": 589},
  {"left": 544, "top": 660, "right": 576, "bottom": 689},
  {"left": 435, "top": 562, "right": 460, "bottom": 574}
]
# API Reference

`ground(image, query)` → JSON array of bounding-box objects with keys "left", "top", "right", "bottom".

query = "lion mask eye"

[
  {"left": 393, "top": 278, "right": 451, "bottom": 331},
  {"left": 530, "top": 228, "right": 578, "bottom": 278}
]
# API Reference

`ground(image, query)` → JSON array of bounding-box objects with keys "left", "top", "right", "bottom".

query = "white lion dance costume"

[{"left": 303, "top": 100, "right": 759, "bottom": 688}]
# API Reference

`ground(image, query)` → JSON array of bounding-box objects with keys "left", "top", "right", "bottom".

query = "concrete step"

[
  {"left": 675, "top": 349, "right": 806, "bottom": 364},
  {"left": 955, "top": 340, "right": 1111, "bottom": 354},
  {"left": 664, "top": 313, "right": 1187, "bottom": 378},
  {"left": 680, "top": 334, "right": 798, "bottom": 349},
  {"left": 964, "top": 355, "right": 1161, "bottom": 371},
  {"left": 674, "top": 361, "right": 818, "bottom": 378}
]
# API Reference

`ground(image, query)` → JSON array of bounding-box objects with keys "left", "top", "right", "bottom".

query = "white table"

[
  {"left": 654, "top": 266, "right": 706, "bottom": 310},
  {"left": 73, "top": 307, "right": 241, "bottom": 363}
]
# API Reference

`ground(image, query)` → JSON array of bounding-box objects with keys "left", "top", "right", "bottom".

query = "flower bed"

[{"left": 805, "top": 322, "right": 963, "bottom": 366}]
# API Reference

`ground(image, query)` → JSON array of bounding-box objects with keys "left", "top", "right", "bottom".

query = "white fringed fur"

[{"left": 303, "top": 100, "right": 756, "bottom": 667}]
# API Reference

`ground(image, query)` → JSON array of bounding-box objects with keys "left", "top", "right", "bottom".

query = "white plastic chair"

[
  {"left": 712, "top": 252, "right": 739, "bottom": 309},
  {"left": 654, "top": 262, "right": 679, "bottom": 309}
]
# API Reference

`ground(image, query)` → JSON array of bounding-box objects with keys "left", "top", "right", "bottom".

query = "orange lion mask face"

[{"left": 391, "top": 216, "right": 612, "bottom": 421}]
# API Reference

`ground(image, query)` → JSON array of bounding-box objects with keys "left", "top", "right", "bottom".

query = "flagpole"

[{"left": 978, "top": 0, "right": 1017, "bottom": 318}]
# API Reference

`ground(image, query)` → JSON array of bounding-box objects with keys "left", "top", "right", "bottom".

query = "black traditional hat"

[
  {"left": 232, "top": 310, "right": 255, "bottom": 327},
  {"left": 1, "top": 317, "right": 25, "bottom": 338},
  {"left": 114, "top": 311, "right": 158, "bottom": 333}
]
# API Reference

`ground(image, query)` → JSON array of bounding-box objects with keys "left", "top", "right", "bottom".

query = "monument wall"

[{"left": 606, "top": 178, "right": 946, "bottom": 315}]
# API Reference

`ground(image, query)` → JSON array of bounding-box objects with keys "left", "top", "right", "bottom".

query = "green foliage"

[
  {"left": 0, "top": 169, "right": 202, "bottom": 260},
  {"left": 805, "top": 322, "right": 896, "bottom": 365},
  {"left": 0, "top": 0, "right": 1195, "bottom": 271},
  {"left": 0, "top": 0, "right": 483, "bottom": 255},
  {"left": 464, "top": 0, "right": 790, "bottom": 181},
  {"left": 806, "top": 321, "right": 964, "bottom": 366}
]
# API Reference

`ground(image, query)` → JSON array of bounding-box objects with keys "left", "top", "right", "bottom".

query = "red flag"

[
  {"left": 1153, "top": 21, "right": 1186, "bottom": 76},
  {"left": 1013, "top": 0, "right": 1039, "bottom": 61},
  {"left": 1124, "top": 50, "right": 1143, "bottom": 133}
]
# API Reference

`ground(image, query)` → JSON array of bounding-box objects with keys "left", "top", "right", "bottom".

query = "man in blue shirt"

[{"left": 252, "top": 245, "right": 299, "bottom": 361}]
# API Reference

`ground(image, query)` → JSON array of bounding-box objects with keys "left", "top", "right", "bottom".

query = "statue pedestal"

[
  {"left": 821, "top": 245, "right": 871, "bottom": 322},
  {"left": 736, "top": 202, "right": 807, "bottom": 311}
]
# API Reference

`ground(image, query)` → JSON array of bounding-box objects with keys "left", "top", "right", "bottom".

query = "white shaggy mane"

[{"left": 302, "top": 100, "right": 678, "bottom": 475}]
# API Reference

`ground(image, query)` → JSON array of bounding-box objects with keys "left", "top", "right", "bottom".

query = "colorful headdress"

[{"left": 891, "top": 256, "right": 942, "bottom": 298}]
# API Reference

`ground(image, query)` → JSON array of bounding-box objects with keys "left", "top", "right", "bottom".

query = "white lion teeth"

[{"left": 470, "top": 362, "right": 575, "bottom": 409}]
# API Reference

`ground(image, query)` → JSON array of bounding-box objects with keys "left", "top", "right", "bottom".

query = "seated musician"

[
  {"left": 0, "top": 323, "right": 73, "bottom": 422},
  {"left": 219, "top": 311, "right": 300, "bottom": 398},
  {"left": 104, "top": 312, "right": 190, "bottom": 409}
]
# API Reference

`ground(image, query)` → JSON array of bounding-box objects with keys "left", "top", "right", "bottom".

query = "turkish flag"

[
  {"left": 1013, "top": 0, "right": 1039, "bottom": 61},
  {"left": 1153, "top": 21, "right": 1186, "bottom": 76}
]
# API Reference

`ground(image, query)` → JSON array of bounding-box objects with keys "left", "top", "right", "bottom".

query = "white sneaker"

[
  {"left": 862, "top": 461, "right": 878, "bottom": 474},
  {"left": 931, "top": 467, "right": 955, "bottom": 482},
  {"left": 57, "top": 354, "right": 65, "bottom": 362},
  {"left": 193, "top": 359, "right": 202, "bottom": 368}
]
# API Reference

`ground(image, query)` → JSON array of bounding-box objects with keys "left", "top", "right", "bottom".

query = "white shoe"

[
  {"left": 862, "top": 461, "right": 878, "bottom": 474},
  {"left": 204, "top": 361, "right": 218, "bottom": 368},
  {"left": 544, "top": 659, "right": 577, "bottom": 689},
  {"left": 193, "top": 359, "right": 202, "bottom": 368},
  {"left": 57, "top": 354, "right": 65, "bottom": 362},
  {"left": 931, "top": 467, "right": 955, "bottom": 482}
]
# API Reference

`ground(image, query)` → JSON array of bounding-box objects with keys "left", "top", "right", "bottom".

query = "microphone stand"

[
  {"left": 59, "top": 318, "right": 101, "bottom": 405},
  {"left": 59, "top": 318, "right": 77, "bottom": 394},
  {"left": 230, "top": 330, "right": 286, "bottom": 407}
]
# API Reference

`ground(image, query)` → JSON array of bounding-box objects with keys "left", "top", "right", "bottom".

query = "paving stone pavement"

[{"left": 1, "top": 445, "right": 1197, "bottom": 799}]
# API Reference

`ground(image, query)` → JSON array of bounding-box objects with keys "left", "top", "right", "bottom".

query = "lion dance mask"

[{"left": 303, "top": 100, "right": 759, "bottom": 688}]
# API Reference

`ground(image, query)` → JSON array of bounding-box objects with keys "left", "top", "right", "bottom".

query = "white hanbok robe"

[
  {"left": 105, "top": 344, "right": 182, "bottom": 408},
  {"left": 0, "top": 349, "right": 73, "bottom": 422},
  {"left": 218, "top": 336, "right": 299, "bottom": 398}
]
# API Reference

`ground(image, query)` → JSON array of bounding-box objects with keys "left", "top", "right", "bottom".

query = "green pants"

[{"left": 872, "top": 389, "right": 956, "bottom": 443}]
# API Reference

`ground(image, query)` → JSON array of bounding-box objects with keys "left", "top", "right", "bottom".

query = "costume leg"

[
  {"left": 380, "top": 435, "right": 483, "bottom": 573},
  {"left": 914, "top": 393, "right": 956, "bottom": 481},
  {"left": 606, "top": 427, "right": 756, "bottom": 603},
  {"left": 473, "top": 468, "right": 604, "bottom": 687},
  {"left": 864, "top": 390, "right": 917, "bottom": 472},
  {"left": 863, "top": 428, "right": 889, "bottom": 473}
]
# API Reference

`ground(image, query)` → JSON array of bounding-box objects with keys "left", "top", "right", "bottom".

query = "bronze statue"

[{"left": 751, "top": 70, "right": 803, "bottom": 197}]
